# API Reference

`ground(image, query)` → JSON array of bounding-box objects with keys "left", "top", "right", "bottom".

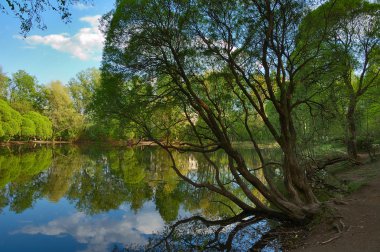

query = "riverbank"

[
  {"left": 290, "top": 157, "right": 380, "bottom": 251},
  {"left": 0, "top": 140, "right": 154, "bottom": 147},
  {"left": 0, "top": 140, "right": 281, "bottom": 148},
  {"left": 0, "top": 140, "right": 72, "bottom": 146}
]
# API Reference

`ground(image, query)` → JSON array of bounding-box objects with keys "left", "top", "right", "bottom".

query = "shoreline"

[
  {"left": 0, "top": 140, "right": 162, "bottom": 148},
  {"left": 0, "top": 140, "right": 72, "bottom": 146},
  {"left": 0, "top": 140, "right": 280, "bottom": 148}
]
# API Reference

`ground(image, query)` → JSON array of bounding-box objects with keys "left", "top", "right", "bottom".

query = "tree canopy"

[
  {"left": 0, "top": 99, "right": 53, "bottom": 141},
  {"left": 93, "top": 0, "right": 380, "bottom": 221},
  {"left": 0, "top": 99, "right": 22, "bottom": 140},
  {"left": 46, "top": 81, "right": 83, "bottom": 140}
]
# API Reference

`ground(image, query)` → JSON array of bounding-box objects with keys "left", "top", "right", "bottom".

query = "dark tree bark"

[{"left": 346, "top": 94, "right": 358, "bottom": 160}]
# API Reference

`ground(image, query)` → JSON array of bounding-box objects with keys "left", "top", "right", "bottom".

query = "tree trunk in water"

[{"left": 346, "top": 95, "right": 358, "bottom": 160}]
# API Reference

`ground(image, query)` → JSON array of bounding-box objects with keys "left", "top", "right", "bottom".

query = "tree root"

[
  {"left": 333, "top": 199, "right": 349, "bottom": 205},
  {"left": 333, "top": 218, "right": 345, "bottom": 233},
  {"left": 320, "top": 234, "right": 342, "bottom": 245},
  {"left": 319, "top": 217, "right": 348, "bottom": 245}
]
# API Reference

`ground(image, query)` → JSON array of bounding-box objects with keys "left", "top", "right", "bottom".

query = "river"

[{"left": 0, "top": 144, "right": 281, "bottom": 251}]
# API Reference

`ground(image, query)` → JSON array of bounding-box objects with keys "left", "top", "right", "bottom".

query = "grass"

[
  {"left": 321, "top": 155, "right": 380, "bottom": 196},
  {"left": 346, "top": 180, "right": 368, "bottom": 193}
]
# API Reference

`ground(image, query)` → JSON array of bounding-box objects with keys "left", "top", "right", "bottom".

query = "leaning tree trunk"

[
  {"left": 277, "top": 107, "right": 320, "bottom": 220},
  {"left": 346, "top": 95, "right": 358, "bottom": 160}
]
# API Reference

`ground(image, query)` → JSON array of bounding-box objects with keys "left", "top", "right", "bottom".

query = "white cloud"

[
  {"left": 73, "top": 2, "right": 94, "bottom": 10},
  {"left": 79, "top": 16, "right": 101, "bottom": 27},
  {"left": 17, "top": 15, "right": 104, "bottom": 61}
]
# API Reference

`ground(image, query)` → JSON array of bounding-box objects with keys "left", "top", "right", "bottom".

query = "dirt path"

[{"left": 293, "top": 161, "right": 380, "bottom": 252}]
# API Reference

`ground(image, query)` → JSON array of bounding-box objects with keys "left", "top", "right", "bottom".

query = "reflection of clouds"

[
  {"left": 136, "top": 212, "right": 164, "bottom": 234},
  {"left": 188, "top": 154, "right": 198, "bottom": 171},
  {"left": 13, "top": 205, "right": 164, "bottom": 252}
]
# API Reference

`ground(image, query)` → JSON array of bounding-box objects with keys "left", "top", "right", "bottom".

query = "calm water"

[{"left": 0, "top": 144, "right": 281, "bottom": 251}]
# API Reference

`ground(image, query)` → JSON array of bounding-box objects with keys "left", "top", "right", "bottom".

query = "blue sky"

[{"left": 0, "top": 1, "right": 114, "bottom": 85}]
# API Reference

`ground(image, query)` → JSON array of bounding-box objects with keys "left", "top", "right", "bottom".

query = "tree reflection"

[
  {"left": 43, "top": 147, "right": 85, "bottom": 202},
  {"left": 0, "top": 144, "right": 281, "bottom": 241},
  {"left": 144, "top": 212, "right": 281, "bottom": 251},
  {"left": 0, "top": 147, "right": 52, "bottom": 212}
]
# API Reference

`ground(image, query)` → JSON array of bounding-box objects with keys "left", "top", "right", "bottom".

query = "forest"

[
  {"left": 0, "top": 0, "right": 379, "bottom": 246},
  {"left": 0, "top": 67, "right": 134, "bottom": 141}
]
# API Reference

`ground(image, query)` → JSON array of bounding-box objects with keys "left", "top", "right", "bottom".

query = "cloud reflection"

[{"left": 13, "top": 203, "right": 164, "bottom": 252}]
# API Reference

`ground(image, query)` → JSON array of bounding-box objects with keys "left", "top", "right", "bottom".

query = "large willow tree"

[{"left": 96, "top": 0, "right": 347, "bottom": 221}]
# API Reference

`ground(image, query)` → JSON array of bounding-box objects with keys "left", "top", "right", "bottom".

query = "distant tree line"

[{"left": 0, "top": 67, "right": 136, "bottom": 142}]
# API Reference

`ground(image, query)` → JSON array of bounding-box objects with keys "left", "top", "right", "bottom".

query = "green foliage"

[
  {"left": 46, "top": 81, "right": 83, "bottom": 140},
  {"left": 296, "top": 0, "right": 380, "bottom": 158},
  {"left": 0, "top": 99, "right": 22, "bottom": 140},
  {"left": 23, "top": 111, "right": 53, "bottom": 140},
  {"left": 20, "top": 116, "right": 36, "bottom": 139},
  {"left": 10, "top": 70, "right": 44, "bottom": 113},
  {"left": 0, "top": 99, "right": 53, "bottom": 141},
  {"left": 0, "top": 67, "right": 10, "bottom": 100},
  {"left": 0, "top": 66, "right": 134, "bottom": 142},
  {"left": 68, "top": 68, "right": 101, "bottom": 115},
  {"left": 81, "top": 118, "right": 135, "bottom": 141}
]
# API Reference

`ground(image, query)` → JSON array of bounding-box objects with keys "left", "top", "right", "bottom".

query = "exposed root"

[
  {"left": 333, "top": 218, "right": 345, "bottom": 233},
  {"left": 333, "top": 199, "right": 349, "bottom": 205},
  {"left": 339, "top": 219, "right": 345, "bottom": 231},
  {"left": 320, "top": 234, "right": 342, "bottom": 245},
  {"left": 319, "top": 217, "right": 349, "bottom": 245}
]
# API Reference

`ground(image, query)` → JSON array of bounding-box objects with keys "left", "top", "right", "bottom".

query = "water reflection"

[
  {"left": 13, "top": 203, "right": 164, "bottom": 252},
  {"left": 146, "top": 213, "right": 281, "bottom": 251},
  {"left": 0, "top": 145, "right": 280, "bottom": 251}
]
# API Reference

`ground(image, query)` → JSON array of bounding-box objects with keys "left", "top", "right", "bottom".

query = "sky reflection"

[
  {"left": 10, "top": 201, "right": 164, "bottom": 252},
  {"left": 0, "top": 145, "right": 264, "bottom": 251}
]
